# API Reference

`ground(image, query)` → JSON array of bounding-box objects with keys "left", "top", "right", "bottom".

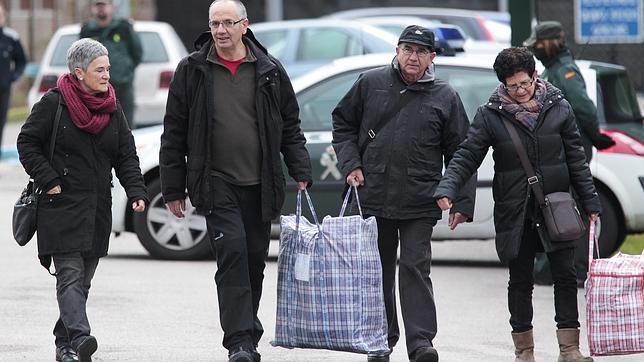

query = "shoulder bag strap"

[
  {"left": 501, "top": 117, "right": 546, "bottom": 205},
  {"left": 49, "top": 93, "right": 63, "bottom": 162},
  {"left": 342, "top": 86, "right": 414, "bottom": 200},
  {"left": 34, "top": 93, "right": 62, "bottom": 194},
  {"left": 40, "top": 93, "right": 63, "bottom": 277},
  {"left": 358, "top": 87, "right": 413, "bottom": 156}
]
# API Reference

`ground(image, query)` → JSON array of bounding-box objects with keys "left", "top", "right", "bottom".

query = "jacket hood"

[
  {"left": 486, "top": 79, "right": 563, "bottom": 106},
  {"left": 391, "top": 56, "right": 436, "bottom": 83}
]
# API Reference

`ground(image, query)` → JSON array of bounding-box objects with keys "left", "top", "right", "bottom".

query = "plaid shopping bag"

[
  {"left": 586, "top": 222, "right": 644, "bottom": 356},
  {"left": 271, "top": 188, "right": 389, "bottom": 354}
]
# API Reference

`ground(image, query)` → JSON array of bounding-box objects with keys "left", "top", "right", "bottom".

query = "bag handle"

[
  {"left": 501, "top": 118, "right": 547, "bottom": 206},
  {"left": 339, "top": 185, "right": 363, "bottom": 217},
  {"left": 587, "top": 220, "right": 601, "bottom": 272},
  {"left": 295, "top": 189, "right": 321, "bottom": 237}
]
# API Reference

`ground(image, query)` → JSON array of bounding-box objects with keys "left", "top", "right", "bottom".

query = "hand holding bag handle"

[
  {"left": 12, "top": 92, "right": 63, "bottom": 246},
  {"left": 501, "top": 117, "right": 585, "bottom": 241}
]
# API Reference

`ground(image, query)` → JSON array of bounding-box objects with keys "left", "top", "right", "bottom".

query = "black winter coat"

[
  {"left": 17, "top": 90, "right": 148, "bottom": 258},
  {"left": 434, "top": 82, "right": 601, "bottom": 263},
  {"left": 159, "top": 31, "right": 312, "bottom": 221},
  {"left": 332, "top": 61, "right": 476, "bottom": 220}
]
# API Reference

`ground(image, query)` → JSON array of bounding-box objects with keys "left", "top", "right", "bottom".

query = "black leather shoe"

[
  {"left": 74, "top": 335, "right": 97, "bottom": 362},
  {"left": 56, "top": 345, "right": 79, "bottom": 362},
  {"left": 413, "top": 346, "right": 439, "bottom": 362},
  {"left": 367, "top": 350, "right": 392, "bottom": 362},
  {"left": 228, "top": 346, "right": 254, "bottom": 362}
]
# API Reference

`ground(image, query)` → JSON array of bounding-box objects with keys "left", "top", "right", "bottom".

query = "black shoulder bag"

[
  {"left": 12, "top": 94, "right": 63, "bottom": 246},
  {"left": 342, "top": 87, "right": 413, "bottom": 198},
  {"left": 501, "top": 118, "right": 585, "bottom": 242}
]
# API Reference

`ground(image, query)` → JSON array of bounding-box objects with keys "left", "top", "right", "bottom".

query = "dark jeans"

[
  {"left": 112, "top": 82, "right": 134, "bottom": 129},
  {"left": 508, "top": 219, "right": 580, "bottom": 333},
  {"left": 205, "top": 176, "right": 271, "bottom": 351},
  {"left": 52, "top": 252, "right": 99, "bottom": 348},
  {"left": 0, "top": 87, "right": 11, "bottom": 159},
  {"left": 375, "top": 216, "right": 438, "bottom": 357}
]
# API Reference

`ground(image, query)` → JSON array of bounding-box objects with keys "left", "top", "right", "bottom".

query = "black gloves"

[{"left": 592, "top": 133, "right": 616, "bottom": 150}]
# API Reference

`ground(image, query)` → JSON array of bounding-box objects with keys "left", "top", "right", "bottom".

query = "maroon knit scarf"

[{"left": 56, "top": 73, "right": 117, "bottom": 135}]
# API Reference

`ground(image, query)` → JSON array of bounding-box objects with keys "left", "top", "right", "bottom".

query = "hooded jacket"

[
  {"left": 332, "top": 58, "right": 476, "bottom": 220},
  {"left": 434, "top": 81, "right": 601, "bottom": 263},
  {"left": 159, "top": 30, "right": 312, "bottom": 221}
]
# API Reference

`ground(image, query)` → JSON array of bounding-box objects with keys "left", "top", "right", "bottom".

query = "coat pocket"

[{"left": 37, "top": 193, "right": 93, "bottom": 253}]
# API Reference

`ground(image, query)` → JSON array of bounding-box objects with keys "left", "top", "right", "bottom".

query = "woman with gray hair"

[{"left": 17, "top": 38, "right": 148, "bottom": 362}]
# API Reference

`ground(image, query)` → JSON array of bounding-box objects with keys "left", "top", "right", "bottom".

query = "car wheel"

[
  {"left": 595, "top": 188, "right": 626, "bottom": 257},
  {"left": 133, "top": 178, "right": 212, "bottom": 259}
]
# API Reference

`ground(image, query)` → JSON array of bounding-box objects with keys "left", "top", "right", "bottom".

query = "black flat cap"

[{"left": 398, "top": 25, "right": 435, "bottom": 50}]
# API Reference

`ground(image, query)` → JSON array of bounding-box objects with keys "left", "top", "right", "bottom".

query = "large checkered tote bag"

[
  {"left": 586, "top": 222, "right": 644, "bottom": 356},
  {"left": 271, "top": 187, "right": 389, "bottom": 354}
]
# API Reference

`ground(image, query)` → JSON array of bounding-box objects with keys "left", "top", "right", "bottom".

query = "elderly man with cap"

[
  {"left": 524, "top": 21, "right": 615, "bottom": 289},
  {"left": 332, "top": 25, "right": 476, "bottom": 362},
  {"left": 80, "top": 0, "right": 142, "bottom": 128}
]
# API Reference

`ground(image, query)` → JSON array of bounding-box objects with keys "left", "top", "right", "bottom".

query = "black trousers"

[
  {"left": 205, "top": 176, "right": 271, "bottom": 351},
  {"left": 112, "top": 82, "right": 134, "bottom": 129},
  {"left": 508, "top": 220, "right": 580, "bottom": 333},
  {"left": 0, "top": 87, "right": 11, "bottom": 159},
  {"left": 52, "top": 252, "right": 99, "bottom": 348},
  {"left": 375, "top": 216, "right": 438, "bottom": 358}
]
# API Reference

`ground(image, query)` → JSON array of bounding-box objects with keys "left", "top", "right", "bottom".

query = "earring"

[{"left": 79, "top": 77, "right": 83, "bottom": 80}]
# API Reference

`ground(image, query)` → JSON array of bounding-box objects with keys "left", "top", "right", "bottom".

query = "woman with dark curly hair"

[{"left": 433, "top": 47, "right": 598, "bottom": 362}]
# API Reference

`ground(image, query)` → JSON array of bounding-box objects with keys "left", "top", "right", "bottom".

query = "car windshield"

[
  {"left": 297, "top": 70, "right": 361, "bottom": 131},
  {"left": 297, "top": 28, "right": 365, "bottom": 61},
  {"left": 254, "top": 29, "right": 288, "bottom": 59},
  {"left": 50, "top": 34, "right": 78, "bottom": 66},
  {"left": 50, "top": 31, "right": 168, "bottom": 67},
  {"left": 434, "top": 66, "right": 499, "bottom": 119},
  {"left": 594, "top": 71, "right": 642, "bottom": 124},
  {"left": 139, "top": 32, "right": 169, "bottom": 62}
]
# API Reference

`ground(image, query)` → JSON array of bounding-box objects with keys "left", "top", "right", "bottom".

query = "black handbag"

[
  {"left": 12, "top": 95, "right": 62, "bottom": 246},
  {"left": 501, "top": 118, "right": 585, "bottom": 242}
]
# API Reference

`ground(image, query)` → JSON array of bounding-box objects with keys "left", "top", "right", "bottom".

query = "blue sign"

[{"left": 575, "top": 0, "right": 644, "bottom": 43}]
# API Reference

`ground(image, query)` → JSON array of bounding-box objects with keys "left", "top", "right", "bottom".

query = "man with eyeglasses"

[
  {"left": 332, "top": 25, "right": 475, "bottom": 362},
  {"left": 159, "top": 1, "right": 311, "bottom": 361},
  {"left": 80, "top": 0, "right": 142, "bottom": 128}
]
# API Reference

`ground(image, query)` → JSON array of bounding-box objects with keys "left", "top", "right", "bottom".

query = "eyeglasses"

[
  {"left": 505, "top": 78, "right": 535, "bottom": 92},
  {"left": 208, "top": 18, "right": 245, "bottom": 29},
  {"left": 400, "top": 46, "right": 431, "bottom": 58}
]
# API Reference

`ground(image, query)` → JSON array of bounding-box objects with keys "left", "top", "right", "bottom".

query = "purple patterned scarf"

[{"left": 496, "top": 78, "right": 547, "bottom": 130}]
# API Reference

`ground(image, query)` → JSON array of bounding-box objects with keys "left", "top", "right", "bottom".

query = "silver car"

[{"left": 250, "top": 19, "right": 397, "bottom": 78}]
